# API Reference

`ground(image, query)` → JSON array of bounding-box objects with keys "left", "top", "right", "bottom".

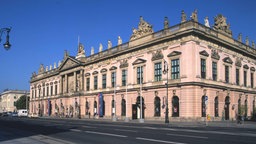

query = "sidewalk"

[{"left": 39, "top": 116, "right": 256, "bottom": 129}]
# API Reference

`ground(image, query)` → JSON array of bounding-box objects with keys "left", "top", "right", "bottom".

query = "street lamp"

[
  {"left": 163, "top": 60, "right": 169, "bottom": 124},
  {"left": 0, "top": 27, "right": 11, "bottom": 50}
]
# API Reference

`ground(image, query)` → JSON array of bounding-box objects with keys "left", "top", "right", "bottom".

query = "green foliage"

[{"left": 14, "top": 95, "right": 29, "bottom": 110}]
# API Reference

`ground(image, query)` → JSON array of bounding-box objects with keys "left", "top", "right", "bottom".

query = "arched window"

[
  {"left": 214, "top": 96, "right": 219, "bottom": 117},
  {"left": 202, "top": 96, "right": 206, "bottom": 117},
  {"left": 121, "top": 99, "right": 126, "bottom": 116},
  {"left": 225, "top": 96, "right": 230, "bottom": 120},
  {"left": 154, "top": 96, "right": 161, "bottom": 117},
  {"left": 172, "top": 96, "right": 179, "bottom": 117}
]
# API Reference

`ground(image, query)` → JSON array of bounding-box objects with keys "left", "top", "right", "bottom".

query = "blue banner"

[{"left": 98, "top": 93, "right": 104, "bottom": 117}]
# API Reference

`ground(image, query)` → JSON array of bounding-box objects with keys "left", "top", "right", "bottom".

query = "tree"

[{"left": 14, "top": 95, "right": 29, "bottom": 110}]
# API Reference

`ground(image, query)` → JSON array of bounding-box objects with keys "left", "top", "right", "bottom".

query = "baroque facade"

[{"left": 30, "top": 11, "right": 256, "bottom": 121}]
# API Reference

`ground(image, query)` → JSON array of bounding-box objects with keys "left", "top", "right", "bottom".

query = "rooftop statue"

[
  {"left": 118, "top": 36, "right": 122, "bottom": 45},
  {"left": 91, "top": 47, "right": 94, "bottom": 55},
  {"left": 181, "top": 10, "right": 187, "bottom": 23},
  {"left": 190, "top": 9, "right": 198, "bottom": 22},
  {"left": 213, "top": 14, "right": 232, "bottom": 36},
  {"left": 38, "top": 64, "right": 44, "bottom": 74},
  {"left": 164, "top": 17, "right": 169, "bottom": 29},
  {"left": 76, "top": 43, "right": 85, "bottom": 58},
  {"left": 64, "top": 50, "right": 69, "bottom": 59},
  {"left": 130, "top": 16, "right": 154, "bottom": 40},
  {"left": 238, "top": 33, "right": 242, "bottom": 42},
  {"left": 204, "top": 17, "right": 210, "bottom": 27},
  {"left": 99, "top": 43, "right": 103, "bottom": 52},
  {"left": 108, "top": 40, "right": 112, "bottom": 49},
  {"left": 246, "top": 36, "right": 249, "bottom": 46}
]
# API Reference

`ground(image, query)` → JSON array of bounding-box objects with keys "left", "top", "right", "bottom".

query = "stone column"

[
  {"left": 65, "top": 74, "right": 68, "bottom": 93},
  {"left": 60, "top": 75, "right": 63, "bottom": 94},
  {"left": 81, "top": 70, "right": 84, "bottom": 91},
  {"left": 74, "top": 71, "right": 77, "bottom": 91}
]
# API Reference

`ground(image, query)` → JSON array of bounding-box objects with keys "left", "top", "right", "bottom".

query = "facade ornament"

[
  {"left": 118, "top": 36, "right": 122, "bottom": 45},
  {"left": 238, "top": 33, "right": 242, "bottom": 42},
  {"left": 99, "top": 43, "right": 103, "bottom": 52},
  {"left": 213, "top": 14, "right": 232, "bottom": 37},
  {"left": 246, "top": 36, "right": 249, "bottom": 46},
  {"left": 151, "top": 50, "right": 163, "bottom": 61},
  {"left": 32, "top": 72, "right": 37, "bottom": 77},
  {"left": 190, "top": 9, "right": 198, "bottom": 22},
  {"left": 130, "top": 16, "right": 154, "bottom": 40},
  {"left": 38, "top": 64, "right": 44, "bottom": 74},
  {"left": 164, "top": 17, "right": 169, "bottom": 29},
  {"left": 119, "top": 59, "right": 129, "bottom": 68},
  {"left": 211, "top": 49, "right": 220, "bottom": 60},
  {"left": 173, "top": 90, "right": 176, "bottom": 96},
  {"left": 204, "top": 16, "right": 210, "bottom": 27},
  {"left": 181, "top": 10, "right": 187, "bottom": 23},
  {"left": 108, "top": 40, "right": 112, "bottom": 49},
  {"left": 235, "top": 58, "right": 242, "bottom": 67},
  {"left": 91, "top": 47, "right": 94, "bottom": 55}
]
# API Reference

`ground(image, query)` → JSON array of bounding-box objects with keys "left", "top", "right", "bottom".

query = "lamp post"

[
  {"left": 163, "top": 60, "right": 169, "bottom": 124},
  {"left": 0, "top": 27, "right": 11, "bottom": 50}
]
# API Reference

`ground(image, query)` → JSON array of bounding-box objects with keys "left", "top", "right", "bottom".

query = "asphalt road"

[{"left": 0, "top": 117, "right": 256, "bottom": 144}]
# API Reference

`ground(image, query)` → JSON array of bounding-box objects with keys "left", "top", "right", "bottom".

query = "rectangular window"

[
  {"left": 86, "top": 78, "right": 90, "bottom": 91},
  {"left": 236, "top": 69, "right": 240, "bottom": 85},
  {"left": 244, "top": 71, "right": 247, "bottom": 87},
  {"left": 38, "top": 89, "right": 41, "bottom": 97},
  {"left": 201, "top": 59, "right": 206, "bottom": 79},
  {"left": 94, "top": 76, "right": 98, "bottom": 90},
  {"left": 137, "top": 66, "right": 143, "bottom": 84},
  {"left": 55, "top": 85, "right": 57, "bottom": 95},
  {"left": 111, "top": 72, "right": 116, "bottom": 87},
  {"left": 122, "top": 69, "right": 127, "bottom": 86},
  {"left": 212, "top": 62, "right": 217, "bottom": 81},
  {"left": 225, "top": 65, "right": 229, "bottom": 83},
  {"left": 43, "top": 87, "right": 45, "bottom": 97},
  {"left": 171, "top": 59, "right": 180, "bottom": 79},
  {"left": 154, "top": 62, "right": 162, "bottom": 81},
  {"left": 102, "top": 74, "right": 107, "bottom": 89},
  {"left": 251, "top": 73, "right": 254, "bottom": 88}
]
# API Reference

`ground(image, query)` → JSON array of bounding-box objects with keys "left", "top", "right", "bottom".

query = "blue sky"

[{"left": 0, "top": 0, "right": 255, "bottom": 92}]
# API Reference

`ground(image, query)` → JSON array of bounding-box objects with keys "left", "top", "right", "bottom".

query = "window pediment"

[
  {"left": 167, "top": 51, "right": 182, "bottom": 57},
  {"left": 250, "top": 67, "right": 255, "bottom": 72},
  {"left": 223, "top": 57, "right": 233, "bottom": 64},
  {"left": 100, "top": 68, "right": 108, "bottom": 73},
  {"left": 85, "top": 73, "right": 91, "bottom": 77},
  {"left": 109, "top": 66, "right": 117, "bottom": 71},
  {"left": 199, "top": 50, "right": 209, "bottom": 57},
  {"left": 92, "top": 71, "right": 98, "bottom": 75},
  {"left": 243, "top": 64, "right": 249, "bottom": 69},
  {"left": 235, "top": 58, "right": 242, "bottom": 67},
  {"left": 119, "top": 59, "right": 129, "bottom": 68},
  {"left": 132, "top": 58, "right": 147, "bottom": 65}
]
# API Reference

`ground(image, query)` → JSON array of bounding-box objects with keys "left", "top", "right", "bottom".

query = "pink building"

[{"left": 30, "top": 11, "right": 256, "bottom": 122}]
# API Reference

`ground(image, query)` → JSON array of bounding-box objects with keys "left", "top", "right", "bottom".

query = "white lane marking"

[
  {"left": 70, "top": 129, "right": 82, "bottom": 132},
  {"left": 144, "top": 126, "right": 158, "bottom": 129},
  {"left": 136, "top": 137, "right": 186, "bottom": 144},
  {"left": 167, "top": 133, "right": 208, "bottom": 139},
  {"left": 85, "top": 131, "right": 127, "bottom": 138},
  {"left": 82, "top": 125, "right": 97, "bottom": 128},
  {"left": 114, "top": 129, "right": 137, "bottom": 133}
]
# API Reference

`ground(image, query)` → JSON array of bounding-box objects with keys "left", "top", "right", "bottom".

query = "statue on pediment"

[
  {"left": 152, "top": 50, "right": 163, "bottom": 61},
  {"left": 213, "top": 14, "right": 232, "bottom": 36},
  {"left": 181, "top": 10, "right": 187, "bottom": 23},
  {"left": 64, "top": 50, "right": 69, "bottom": 59},
  {"left": 76, "top": 43, "right": 86, "bottom": 59},
  {"left": 91, "top": 47, "right": 94, "bottom": 55},
  {"left": 190, "top": 9, "right": 198, "bottom": 22},
  {"left": 130, "top": 16, "right": 154, "bottom": 40},
  {"left": 32, "top": 72, "right": 37, "bottom": 77},
  {"left": 252, "top": 41, "right": 255, "bottom": 48},
  {"left": 38, "top": 64, "right": 44, "bottom": 74},
  {"left": 118, "top": 36, "right": 122, "bottom": 45}
]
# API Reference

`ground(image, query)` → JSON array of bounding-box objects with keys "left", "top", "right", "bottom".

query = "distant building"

[
  {"left": 30, "top": 11, "right": 256, "bottom": 121},
  {"left": 0, "top": 90, "right": 29, "bottom": 113}
]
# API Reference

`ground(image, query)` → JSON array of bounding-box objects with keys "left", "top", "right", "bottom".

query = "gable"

[
  {"left": 167, "top": 51, "right": 182, "bottom": 57},
  {"left": 132, "top": 58, "right": 147, "bottom": 65},
  {"left": 58, "top": 57, "right": 81, "bottom": 71},
  {"left": 199, "top": 50, "right": 209, "bottom": 57},
  {"left": 223, "top": 57, "right": 233, "bottom": 64}
]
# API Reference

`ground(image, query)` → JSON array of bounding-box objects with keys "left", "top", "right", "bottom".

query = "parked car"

[
  {"left": 12, "top": 112, "right": 18, "bottom": 117},
  {"left": 17, "top": 109, "right": 28, "bottom": 117},
  {"left": 2, "top": 112, "right": 8, "bottom": 117}
]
